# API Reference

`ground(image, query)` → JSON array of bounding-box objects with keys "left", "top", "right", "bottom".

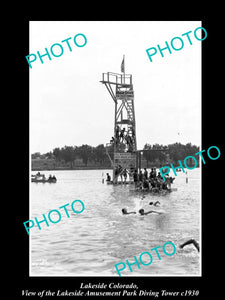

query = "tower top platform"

[{"left": 100, "top": 72, "right": 132, "bottom": 86}]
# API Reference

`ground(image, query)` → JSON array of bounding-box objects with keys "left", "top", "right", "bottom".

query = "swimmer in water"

[
  {"left": 122, "top": 208, "right": 136, "bottom": 215},
  {"left": 149, "top": 201, "right": 160, "bottom": 207},
  {"left": 179, "top": 239, "right": 199, "bottom": 252},
  {"left": 138, "top": 208, "right": 163, "bottom": 215}
]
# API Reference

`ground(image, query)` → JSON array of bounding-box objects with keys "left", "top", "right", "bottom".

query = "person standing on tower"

[
  {"left": 119, "top": 128, "right": 126, "bottom": 143},
  {"left": 115, "top": 126, "right": 120, "bottom": 144}
]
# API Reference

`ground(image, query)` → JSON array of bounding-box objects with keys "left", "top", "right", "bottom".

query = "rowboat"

[{"left": 31, "top": 174, "right": 57, "bottom": 183}]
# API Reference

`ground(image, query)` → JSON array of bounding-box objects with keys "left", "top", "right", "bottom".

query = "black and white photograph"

[
  {"left": 28, "top": 21, "right": 201, "bottom": 277},
  {"left": 15, "top": 17, "right": 223, "bottom": 299}
]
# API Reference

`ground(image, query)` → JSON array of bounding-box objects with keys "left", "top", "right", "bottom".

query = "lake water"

[{"left": 30, "top": 168, "right": 201, "bottom": 276}]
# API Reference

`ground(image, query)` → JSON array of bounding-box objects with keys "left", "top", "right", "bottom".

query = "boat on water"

[{"left": 31, "top": 173, "right": 57, "bottom": 183}]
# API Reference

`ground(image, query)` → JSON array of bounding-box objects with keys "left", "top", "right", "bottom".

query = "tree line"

[
  {"left": 143, "top": 142, "right": 199, "bottom": 165},
  {"left": 32, "top": 142, "right": 199, "bottom": 168},
  {"left": 32, "top": 144, "right": 110, "bottom": 168}
]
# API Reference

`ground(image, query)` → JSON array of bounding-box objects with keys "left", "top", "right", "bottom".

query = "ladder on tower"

[{"left": 105, "top": 143, "right": 114, "bottom": 167}]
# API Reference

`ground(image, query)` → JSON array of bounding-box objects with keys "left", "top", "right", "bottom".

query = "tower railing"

[{"left": 101, "top": 72, "right": 132, "bottom": 85}]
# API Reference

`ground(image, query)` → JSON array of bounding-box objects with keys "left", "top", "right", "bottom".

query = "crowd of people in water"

[
  {"left": 107, "top": 166, "right": 175, "bottom": 192},
  {"left": 132, "top": 167, "right": 175, "bottom": 192}
]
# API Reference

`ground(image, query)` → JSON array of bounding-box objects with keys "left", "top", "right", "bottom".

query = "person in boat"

[
  {"left": 122, "top": 208, "right": 136, "bottom": 215},
  {"left": 179, "top": 239, "right": 199, "bottom": 252},
  {"left": 48, "top": 174, "right": 53, "bottom": 180},
  {"left": 139, "top": 208, "right": 163, "bottom": 215},
  {"left": 52, "top": 175, "right": 56, "bottom": 180},
  {"left": 106, "top": 173, "right": 111, "bottom": 182},
  {"left": 149, "top": 201, "right": 160, "bottom": 207}
]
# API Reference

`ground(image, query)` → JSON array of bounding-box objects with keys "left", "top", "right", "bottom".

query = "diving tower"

[
  {"left": 100, "top": 68, "right": 137, "bottom": 183},
  {"left": 100, "top": 59, "right": 168, "bottom": 184}
]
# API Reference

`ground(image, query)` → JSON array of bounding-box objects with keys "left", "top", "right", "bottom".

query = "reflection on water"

[{"left": 30, "top": 169, "right": 200, "bottom": 276}]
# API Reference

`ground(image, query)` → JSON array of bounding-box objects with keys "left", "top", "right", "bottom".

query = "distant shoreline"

[
  {"left": 31, "top": 166, "right": 112, "bottom": 172},
  {"left": 31, "top": 165, "right": 199, "bottom": 172}
]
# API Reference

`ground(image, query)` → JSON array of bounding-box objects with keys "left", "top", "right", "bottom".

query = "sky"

[{"left": 29, "top": 21, "right": 201, "bottom": 154}]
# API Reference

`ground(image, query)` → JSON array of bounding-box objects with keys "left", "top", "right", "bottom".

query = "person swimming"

[
  {"left": 149, "top": 201, "right": 160, "bottom": 207},
  {"left": 179, "top": 239, "right": 199, "bottom": 252},
  {"left": 122, "top": 208, "right": 136, "bottom": 215},
  {"left": 138, "top": 208, "right": 163, "bottom": 215}
]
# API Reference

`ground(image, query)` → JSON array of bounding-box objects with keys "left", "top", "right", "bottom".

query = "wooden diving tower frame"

[{"left": 100, "top": 71, "right": 137, "bottom": 183}]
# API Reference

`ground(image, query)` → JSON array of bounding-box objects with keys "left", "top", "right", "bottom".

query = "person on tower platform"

[
  {"left": 119, "top": 128, "right": 126, "bottom": 143},
  {"left": 115, "top": 126, "right": 120, "bottom": 144}
]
